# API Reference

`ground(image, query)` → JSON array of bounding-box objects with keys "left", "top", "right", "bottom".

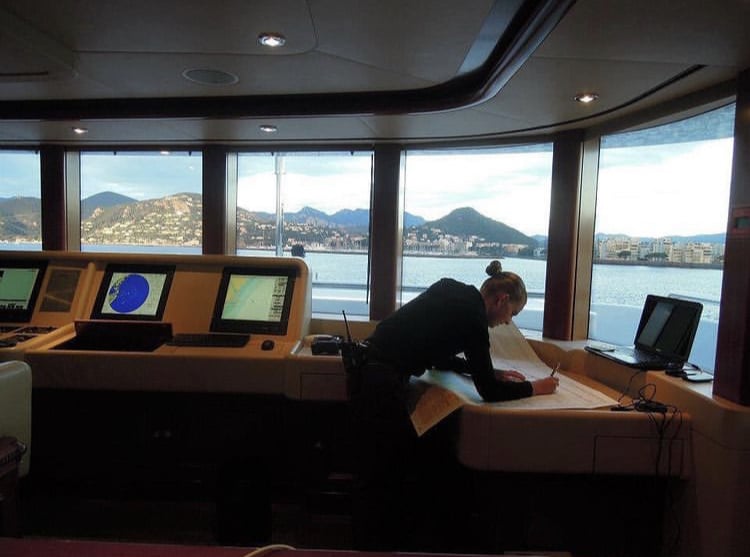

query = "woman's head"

[{"left": 480, "top": 260, "right": 527, "bottom": 327}]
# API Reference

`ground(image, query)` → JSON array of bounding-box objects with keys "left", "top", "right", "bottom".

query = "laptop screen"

[{"left": 634, "top": 295, "right": 703, "bottom": 361}]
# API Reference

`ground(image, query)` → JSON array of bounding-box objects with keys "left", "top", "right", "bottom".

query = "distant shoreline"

[
  {"left": 591, "top": 258, "right": 722, "bottom": 270},
  {"left": 299, "top": 249, "right": 724, "bottom": 269},
  {"left": 1, "top": 242, "right": 723, "bottom": 270}
]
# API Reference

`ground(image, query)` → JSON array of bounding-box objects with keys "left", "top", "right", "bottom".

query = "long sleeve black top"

[{"left": 366, "top": 278, "right": 533, "bottom": 402}]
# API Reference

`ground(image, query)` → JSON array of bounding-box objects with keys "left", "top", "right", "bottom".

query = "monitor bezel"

[
  {"left": 0, "top": 259, "right": 48, "bottom": 323},
  {"left": 210, "top": 266, "right": 297, "bottom": 335},
  {"left": 90, "top": 263, "right": 175, "bottom": 321}
]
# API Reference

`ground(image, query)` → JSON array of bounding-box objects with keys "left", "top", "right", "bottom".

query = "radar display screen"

[{"left": 91, "top": 264, "right": 175, "bottom": 321}]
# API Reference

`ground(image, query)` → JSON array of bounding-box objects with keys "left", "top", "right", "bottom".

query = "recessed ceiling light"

[
  {"left": 258, "top": 32, "right": 286, "bottom": 48},
  {"left": 182, "top": 68, "right": 239, "bottom": 85},
  {"left": 72, "top": 127, "right": 88, "bottom": 135},
  {"left": 259, "top": 124, "right": 278, "bottom": 133},
  {"left": 574, "top": 92, "right": 600, "bottom": 104}
]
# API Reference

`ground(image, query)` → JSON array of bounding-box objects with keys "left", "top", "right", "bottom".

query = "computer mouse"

[{"left": 261, "top": 339, "right": 275, "bottom": 351}]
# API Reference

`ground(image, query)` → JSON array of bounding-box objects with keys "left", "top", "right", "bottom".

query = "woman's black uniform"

[{"left": 347, "top": 278, "right": 533, "bottom": 550}]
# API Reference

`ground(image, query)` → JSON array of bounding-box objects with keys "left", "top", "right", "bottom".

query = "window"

[
  {"left": 0, "top": 150, "right": 42, "bottom": 251},
  {"left": 237, "top": 151, "right": 374, "bottom": 316},
  {"left": 592, "top": 104, "right": 735, "bottom": 371},
  {"left": 402, "top": 145, "right": 554, "bottom": 331},
  {"left": 80, "top": 151, "right": 202, "bottom": 254}
]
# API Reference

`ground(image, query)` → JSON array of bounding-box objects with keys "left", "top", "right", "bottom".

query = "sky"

[
  {"left": 596, "top": 138, "right": 733, "bottom": 237},
  {"left": 402, "top": 149, "right": 553, "bottom": 236},
  {"left": 0, "top": 136, "right": 735, "bottom": 239},
  {"left": 236, "top": 153, "right": 373, "bottom": 216}
]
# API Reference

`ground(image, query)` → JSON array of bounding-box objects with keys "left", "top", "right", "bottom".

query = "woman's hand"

[
  {"left": 495, "top": 369, "right": 526, "bottom": 382},
  {"left": 531, "top": 376, "right": 559, "bottom": 395}
]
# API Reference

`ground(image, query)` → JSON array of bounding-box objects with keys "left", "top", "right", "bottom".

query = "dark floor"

[
  {"left": 18, "top": 482, "right": 353, "bottom": 549},
  {"left": 17, "top": 492, "right": 577, "bottom": 557}
]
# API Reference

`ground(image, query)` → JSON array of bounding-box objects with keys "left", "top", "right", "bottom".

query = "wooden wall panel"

[
  {"left": 714, "top": 69, "right": 750, "bottom": 405},
  {"left": 543, "top": 130, "right": 584, "bottom": 340}
]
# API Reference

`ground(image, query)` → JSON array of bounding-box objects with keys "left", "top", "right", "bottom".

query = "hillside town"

[
  {"left": 1, "top": 193, "right": 727, "bottom": 267},
  {"left": 595, "top": 235, "right": 724, "bottom": 266}
]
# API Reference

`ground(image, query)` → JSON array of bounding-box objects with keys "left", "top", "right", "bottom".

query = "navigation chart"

[{"left": 221, "top": 275, "right": 288, "bottom": 322}]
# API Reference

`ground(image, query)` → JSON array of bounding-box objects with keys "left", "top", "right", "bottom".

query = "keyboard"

[
  {"left": 168, "top": 332, "right": 250, "bottom": 348},
  {"left": 585, "top": 345, "right": 673, "bottom": 369}
]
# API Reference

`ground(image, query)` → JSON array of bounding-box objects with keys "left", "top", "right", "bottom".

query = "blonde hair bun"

[{"left": 485, "top": 259, "right": 503, "bottom": 277}]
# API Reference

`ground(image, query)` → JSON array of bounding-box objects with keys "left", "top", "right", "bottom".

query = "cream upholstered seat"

[{"left": 0, "top": 361, "right": 32, "bottom": 477}]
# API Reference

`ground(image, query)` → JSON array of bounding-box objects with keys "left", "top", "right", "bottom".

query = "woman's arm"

[{"left": 465, "top": 344, "right": 534, "bottom": 402}]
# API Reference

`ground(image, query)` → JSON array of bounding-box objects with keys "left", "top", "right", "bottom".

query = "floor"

[{"left": 18, "top": 481, "right": 353, "bottom": 550}]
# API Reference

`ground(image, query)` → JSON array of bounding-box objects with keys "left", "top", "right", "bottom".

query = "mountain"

[
  {"left": 241, "top": 209, "right": 274, "bottom": 223},
  {"left": 595, "top": 232, "right": 726, "bottom": 244},
  {"left": 330, "top": 208, "right": 369, "bottom": 227},
  {"left": 285, "top": 206, "right": 332, "bottom": 226},
  {"left": 404, "top": 212, "right": 426, "bottom": 228},
  {"left": 81, "top": 192, "right": 137, "bottom": 219},
  {"left": 2, "top": 191, "right": 726, "bottom": 250},
  {"left": 532, "top": 235, "right": 548, "bottom": 247},
  {"left": 284, "top": 207, "right": 425, "bottom": 228},
  {"left": 81, "top": 193, "right": 202, "bottom": 245},
  {"left": 418, "top": 207, "right": 537, "bottom": 246},
  {"left": 0, "top": 196, "right": 42, "bottom": 240},
  {"left": 0, "top": 196, "right": 40, "bottom": 216},
  {"left": 671, "top": 233, "right": 726, "bottom": 244}
]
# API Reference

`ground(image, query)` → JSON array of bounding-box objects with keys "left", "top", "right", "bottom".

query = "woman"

[
  {"left": 348, "top": 260, "right": 558, "bottom": 550},
  {"left": 359, "top": 259, "right": 558, "bottom": 400}
]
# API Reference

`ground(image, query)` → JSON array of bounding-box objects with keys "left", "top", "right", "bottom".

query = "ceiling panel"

[
  {"left": 0, "top": 0, "right": 747, "bottom": 145},
  {"left": 3, "top": 0, "right": 317, "bottom": 54},
  {"left": 535, "top": 0, "right": 750, "bottom": 66},
  {"left": 309, "top": 0, "right": 498, "bottom": 82},
  {"left": 480, "top": 57, "right": 696, "bottom": 126}
]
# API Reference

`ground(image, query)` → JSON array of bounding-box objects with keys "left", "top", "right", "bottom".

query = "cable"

[
  {"left": 629, "top": 382, "right": 684, "bottom": 557},
  {"left": 611, "top": 373, "right": 687, "bottom": 556},
  {"left": 611, "top": 370, "right": 644, "bottom": 410},
  {"left": 242, "top": 544, "right": 295, "bottom": 557}
]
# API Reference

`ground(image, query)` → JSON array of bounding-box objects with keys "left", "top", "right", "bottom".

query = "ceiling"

[{"left": 0, "top": 0, "right": 747, "bottom": 146}]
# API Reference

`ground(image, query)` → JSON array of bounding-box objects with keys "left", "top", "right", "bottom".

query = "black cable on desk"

[
  {"left": 632, "top": 382, "right": 685, "bottom": 557},
  {"left": 613, "top": 369, "right": 645, "bottom": 410}
]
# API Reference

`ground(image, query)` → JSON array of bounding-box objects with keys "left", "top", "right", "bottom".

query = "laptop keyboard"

[
  {"left": 614, "top": 346, "right": 678, "bottom": 368},
  {"left": 631, "top": 348, "right": 668, "bottom": 364},
  {"left": 169, "top": 332, "right": 250, "bottom": 348}
]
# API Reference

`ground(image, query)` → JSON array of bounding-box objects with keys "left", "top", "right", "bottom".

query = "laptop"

[{"left": 585, "top": 295, "right": 703, "bottom": 370}]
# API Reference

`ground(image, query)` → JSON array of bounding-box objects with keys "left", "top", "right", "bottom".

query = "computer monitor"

[
  {"left": 211, "top": 266, "right": 297, "bottom": 335},
  {"left": 0, "top": 260, "right": 48, "bottom": 323},
  {"left": 90, "top": 264, "right": 175, "bottom": 321},
  {"left": 634, "top": 294, "right": 703, "bottom": 361}
]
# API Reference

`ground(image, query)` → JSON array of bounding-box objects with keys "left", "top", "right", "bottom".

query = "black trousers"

[
  {"left": 348, "top": 359, "right": 416, "bottom": 550},
  {"left": 348, "top": 360, "right": 469, "bottom": 551}
]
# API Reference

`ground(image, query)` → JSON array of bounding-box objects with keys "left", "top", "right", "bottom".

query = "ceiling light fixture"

[
  {"left": 259, "top": 124, "right": 278, "bottom": 133},
  {"left": 72, "top": 127, "right": 88, "bottom": 135},
  {"left": 574, "top": 92, "right": 600, "bottom": 104},
  {"left": 258, "top": 32, "right": 286, "bottom": 48}
]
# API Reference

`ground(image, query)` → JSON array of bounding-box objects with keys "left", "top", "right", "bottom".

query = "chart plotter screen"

[
  {"left": 211, "top": 266, "right": 296, "bottom": 335},
  {"left": 0, "top": 260, "right": 48, "bottom": 323}
]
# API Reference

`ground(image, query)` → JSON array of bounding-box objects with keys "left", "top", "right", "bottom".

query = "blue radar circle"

[{"left": 108, "top": 274, "right": 150, "bottom": 313}]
